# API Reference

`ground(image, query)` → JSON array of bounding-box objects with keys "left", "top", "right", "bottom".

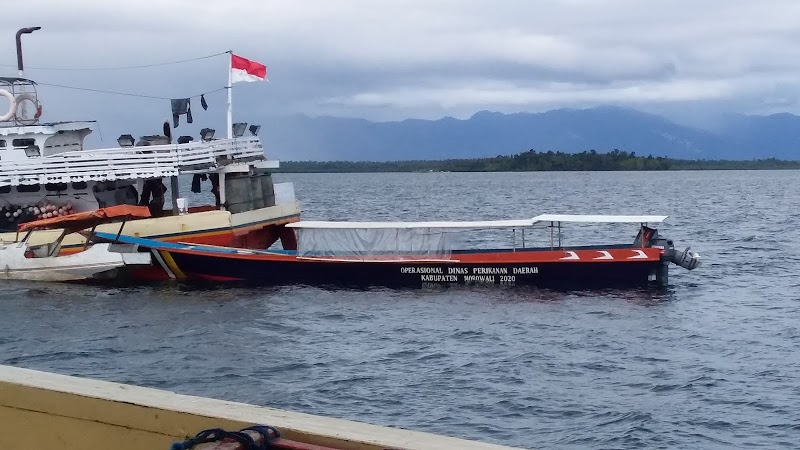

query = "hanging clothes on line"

[
  {"left": 191, "top": 174, "right": 207, "bottom": 193},
  {"left": 200, "top": 94, "right": 208, "bottom": 110},
  {"left": 171, "top": 98, "right": 193, "bottom": 127}
]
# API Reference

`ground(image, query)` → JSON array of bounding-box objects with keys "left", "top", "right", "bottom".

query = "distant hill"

[
  {"left": 713, "top": 112, "right": 800, "bottom": 159},
  {"left": 261, "top": 106, "right": 800, "bottom": 161}
]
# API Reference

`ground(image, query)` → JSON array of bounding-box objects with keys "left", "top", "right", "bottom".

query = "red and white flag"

[{"left": 230, "top": 54, "right": 267, "bottom": 83}]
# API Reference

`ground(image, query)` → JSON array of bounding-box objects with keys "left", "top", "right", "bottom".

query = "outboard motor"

[
  {"left": 647, "top": 231, "right": 702, "bottom": 286},
  {"left": 651, "top": 235, "right": 702, "bottom": 271},
  {"left": 669, "top": 246, "right": 702, "bottom": 270}
]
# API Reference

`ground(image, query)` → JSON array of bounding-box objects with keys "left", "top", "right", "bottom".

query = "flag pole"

[{"left": 226, "top": 50, "right": 233, "bottom": 139}]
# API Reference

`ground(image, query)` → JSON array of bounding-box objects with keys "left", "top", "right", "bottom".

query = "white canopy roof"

[
  {"left": 287, "top": 219, "right": 536, "bottom": 229},
  {"left": 288, "top": 214, "right": 668, "bottom": 230},
  {"left": 532, "top": 214, "right": 667, "bottom": 223}
]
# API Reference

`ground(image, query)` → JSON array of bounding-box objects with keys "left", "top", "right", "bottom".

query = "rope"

[
  {"left": 35, "top": 83, "right": 226, "bottom": 101},
  {"left": 7, "top": 51, "right": 233, "bottom": 101},
  {"left": 242, "top": 425, "right": 281, "bottom": 448},
  {"left": 0, "top": 51, "right": 230, "bottom": 71},
  {"left": 170, "top": 425, "right": 280, "bottom": 450}
]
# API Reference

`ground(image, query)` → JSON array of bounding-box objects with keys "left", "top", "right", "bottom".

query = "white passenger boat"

[{"left": 0, "top": 30, "right": 300, "bottom": 280}]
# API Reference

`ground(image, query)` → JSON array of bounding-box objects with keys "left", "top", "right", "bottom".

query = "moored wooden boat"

[
  {"left": 96, "top": 214, "right": 701, "bottom": 288},
  {"left": 0, "top": 205, "right": 152, "bottom": 281},
  {"left": 0, "top": 31, "right": 301, "bottom": 264}
]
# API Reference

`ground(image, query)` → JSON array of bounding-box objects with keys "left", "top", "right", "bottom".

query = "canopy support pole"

[{"left": 170, "top": 176, "right": 180, "bottom": 215}]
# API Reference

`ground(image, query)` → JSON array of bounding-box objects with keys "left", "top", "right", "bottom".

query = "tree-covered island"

[{"left": 279, "top": 149, "right": 800, "bottom": 173}]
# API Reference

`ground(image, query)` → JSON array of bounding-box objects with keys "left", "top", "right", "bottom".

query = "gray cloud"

[{"left": 3, "top": 0, "right": 800, "bottom": 148}]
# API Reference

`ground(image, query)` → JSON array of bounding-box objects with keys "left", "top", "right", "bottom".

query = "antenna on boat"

[{"left": 15, "top": 27, "right": 41, "bottom": 77}]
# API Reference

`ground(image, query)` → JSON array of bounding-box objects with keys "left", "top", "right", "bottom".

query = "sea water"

[{"left": 1, "top": 170, "right": 798, "bottom": 449}]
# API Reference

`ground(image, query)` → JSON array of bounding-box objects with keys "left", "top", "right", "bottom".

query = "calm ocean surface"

[{"left": 1, "top": 170, "right": 799, "bottom": 449}]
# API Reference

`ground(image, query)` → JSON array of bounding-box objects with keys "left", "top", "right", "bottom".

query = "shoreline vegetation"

[{"left": 278, "top": 149, "right": 800, "bottom": 173}]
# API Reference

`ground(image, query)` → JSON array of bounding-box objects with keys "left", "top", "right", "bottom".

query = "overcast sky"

[{"left": 3, "top": 0, "right": 800, "bottom": 148}]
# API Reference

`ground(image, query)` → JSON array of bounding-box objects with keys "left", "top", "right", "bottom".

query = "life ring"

[
  {"left": 14, "top": 93, "right": 41, "bottom": 125},
  {"left": 0, "top": 89, "right": 16, "bottom": 122}
]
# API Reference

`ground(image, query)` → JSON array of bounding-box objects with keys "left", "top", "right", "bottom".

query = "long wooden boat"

[{"left": 96, "top": 214, "right": 701, "bottom": 288}]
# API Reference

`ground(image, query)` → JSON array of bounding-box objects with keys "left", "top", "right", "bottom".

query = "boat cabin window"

[
  {"left": 0, "top": 185, "right": 10, "bottom": 194},
  {"left": 45, "top": 182, "right": 68, "bottom": 192},
  {"left": 12, "top": 138, "right": 35, "bottom": 148},
  {"left": 0, "top": 140, "right": 6, "bottom": 148},
  {"left": 12, "top": 138, "right": 41, "bottom": 157},
  {"left": 16, "top": 184, "right": 41, "bottom": 193},
  {"left": 72, "top": 181, "right": 88, "bottom": 190}
]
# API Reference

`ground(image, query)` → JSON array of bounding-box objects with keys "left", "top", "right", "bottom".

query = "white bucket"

[{"left": 176, "top": 197, "right": 188, "bottom": 215}]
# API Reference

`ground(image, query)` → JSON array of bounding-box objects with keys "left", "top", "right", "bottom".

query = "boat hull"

[
  {"left": 0, "top": 242, "right": 151, "bottom": 282},
  {"left": 160, "top": 246, "right": 665, "bottom": 289}
]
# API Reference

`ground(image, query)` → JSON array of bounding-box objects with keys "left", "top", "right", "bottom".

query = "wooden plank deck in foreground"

[{"left": 0, "top": 365, "right": 521, "bottom": 450}]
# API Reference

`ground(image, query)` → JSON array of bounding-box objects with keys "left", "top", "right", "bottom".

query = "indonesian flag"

[{"left": 230, "top": 54, "right": 267, "bottom": 83}]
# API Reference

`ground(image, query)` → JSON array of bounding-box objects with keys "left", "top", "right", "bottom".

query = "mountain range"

[{"left": 261, "top": 106, "right": 800, "bottom": 161}]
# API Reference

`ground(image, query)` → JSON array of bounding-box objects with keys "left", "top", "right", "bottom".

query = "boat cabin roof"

[
  {"left": 0, "top": 121, "right": 94, "bottom": 135},
  {"left": 0, "top": 77, "right": 36, "bottom": 86},
  {"left": 288, "top": 214, "right": 668, "bottom": 230}
]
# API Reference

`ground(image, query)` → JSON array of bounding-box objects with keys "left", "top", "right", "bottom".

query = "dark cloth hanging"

[
  {"left": 191, "top": 174, "right": 207, "bottom": 193},
  {"left": 200, "top": 94, "right": 208, "bottom": 110},
  {"left": 139, "top": 178, "right": 168, "bottom": 217},
  {"left": 170, "top": 98, "right": 193, "bottom": 127},
  {"left": 210, "top": 173, "right": 220, "bottom": 208},
  {"left": 163, "top": 121, "right": 172, "bottom": 143}
]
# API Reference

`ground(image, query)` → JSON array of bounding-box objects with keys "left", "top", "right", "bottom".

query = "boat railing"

[
  {"left": 0, "top": 137, "right": 265, "bottom": 186},
  {"left": 176, "top": 137, "right": 265, "bottom": 172}
]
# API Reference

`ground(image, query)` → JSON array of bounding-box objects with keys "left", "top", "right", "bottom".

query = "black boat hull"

[{"left": 164, "top": 250, "right": 664, "bottom": 289}]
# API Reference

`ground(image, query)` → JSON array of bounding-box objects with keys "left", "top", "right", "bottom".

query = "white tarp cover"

[{"left": 296, "top": 227, "right": 452, "bottom": 260}]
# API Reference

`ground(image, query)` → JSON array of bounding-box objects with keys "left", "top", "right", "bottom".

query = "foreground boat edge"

[{"left": 0, "top": 364, "right": 519, "bottom": 450}]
